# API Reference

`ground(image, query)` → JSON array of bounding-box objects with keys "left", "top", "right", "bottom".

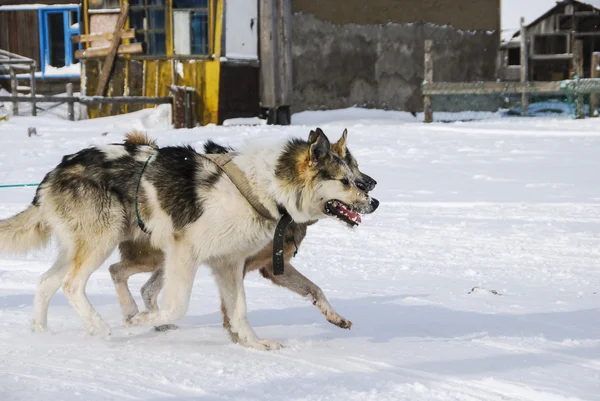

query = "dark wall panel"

[
  {"left": 0, "top": 10, "right": 41, "bottom": 69},
  {"left": 218, "top": 64, "right": 260, "bottom": 124}
]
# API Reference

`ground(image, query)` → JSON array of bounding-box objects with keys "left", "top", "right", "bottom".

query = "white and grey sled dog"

[
  {"left": 0, "top": 128, "right": 378, "bottom": 350},
  {"left": 109, "top": 129, "right": 378, "bottom": 337}
]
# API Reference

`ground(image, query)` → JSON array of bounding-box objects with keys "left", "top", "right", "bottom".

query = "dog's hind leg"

[
  {"left": 128, "top": 241, "right": 197, "bottom": 327},
  {"left": 138, "top": 268, "right": 178, "bottom": 332},
  {"left": 212, "top": 258, "right": 282, "bottom": 351},
  {"left": 109, "top": 260, "right": 157, "bottom": 324},
  {"left": 32, "top": 250, "right": 70, "bottom": 332},
  {"left": 141, "top": 268, "right": 163, "bottom": 312},
  {"left": 62, "top": 243, "right": 115, "bottom": 336},
  {"left": 260, "top": 262, "right": 352, "bottom": 329}
]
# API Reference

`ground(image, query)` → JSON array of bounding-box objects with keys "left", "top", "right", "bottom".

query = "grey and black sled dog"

[
  {"left": 109, "top": 129, "right": 378, "bottom": 339},
  {"left": 0, "top": 128, "right": 378, "bottom": 350}
]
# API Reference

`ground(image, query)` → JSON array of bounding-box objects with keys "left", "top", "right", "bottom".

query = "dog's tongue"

[{"left": 336, "top": 204, "right": 362, "bottom": 223}]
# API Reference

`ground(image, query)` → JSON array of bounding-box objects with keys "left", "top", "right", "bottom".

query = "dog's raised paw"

[
  {"left": 336, "top": 319, "right": 353, "bottom": 329},
  {"left": 326, "top": 314, "right": 353, "bottom": 329}
]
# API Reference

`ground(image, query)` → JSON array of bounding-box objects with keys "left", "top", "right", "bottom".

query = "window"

[
  {"left": 40, "top": 7, "right": 81, "bottom": 74},
  {"left": 508, "top": 47, "right": 520, "bottom": 66},
  {"left": 173, "top": 0, "right": 209, "bottom": 56},
  {"left": 130, "top": 0, "right": 167, "bottom": 55},
  {"left": 534, "top": 34, "right": 568, "bottom": 55}
]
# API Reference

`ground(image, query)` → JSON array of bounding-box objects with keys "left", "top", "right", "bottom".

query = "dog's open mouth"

[{"left": 324, "top": 200, "right": 362, "bottom": 227}]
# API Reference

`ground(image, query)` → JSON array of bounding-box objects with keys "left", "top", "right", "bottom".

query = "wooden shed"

[
  {"left": 0, "top": 1, "right": 81, "bottom": 94},
  {"left": 79, "top": 0, "right": 267, "bottom": 125},
  {"left": 499, "top": 0, "right": 600, "bottom": 81}
]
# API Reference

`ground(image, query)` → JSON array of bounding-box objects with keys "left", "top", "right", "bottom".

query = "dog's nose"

[
  {"left": 370, "top": 197, "right": 379, "bottom": 211},
  {"left": 356, "top": 175, "right": 377, "bottom": 192},
  {"left": 363, "top": 175, "right": 377, "bottom": 192}
]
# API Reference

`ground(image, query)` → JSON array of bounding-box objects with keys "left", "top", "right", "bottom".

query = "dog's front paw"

[
  {"left": 85, "top": 321, "right": 111, "bottom": 338},
  {"left": 241, "top": 338, "right": 283, "bottom": 351},
  {"left": 127, "top": 311, "right": 149, "bottom": 326},
  {"left": 31, "top": 322, "right": 47, "bottom": 333}
]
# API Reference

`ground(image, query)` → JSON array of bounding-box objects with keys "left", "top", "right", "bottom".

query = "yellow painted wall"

[{"left": 83, "top": 0, "right": 223, "bottom": 126}]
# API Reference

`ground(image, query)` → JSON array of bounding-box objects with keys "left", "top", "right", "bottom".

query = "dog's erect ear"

[
  {"left": 332, "top": 128, "right": 348, "bottom": 158},
  {"left": 309, "top": 127, "right": 327, "bottom": 144},
  {"left": 309, "top": 130, "right": 331, "bottom": 163}
]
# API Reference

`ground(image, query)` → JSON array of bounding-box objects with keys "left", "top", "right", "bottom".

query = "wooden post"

[
  {"left": 154, "top": 60, "right": 160, "bottom": 98},
  {"left": 259, "top": 0, "right": 293, "bottom": 125},
  {"left": 423, "top": 40, "right": 433, "bottom": 123},
  {"left": 29, "top": 64, "right": 36, "bottom": 117},
  {"left": 574, "top": 40, "right": 584, "bottom": 119},
  {"left": 184, "top": 90, "right": 191, "bottom": 128},
  {"left": 96, "top": 1, "right": 129, "bottom": 96},
  {"left": 189, "top": 88, "right": 197, "bottom": 126},
  {"left": 66, "top": 83, "right": 74, "bottom": 121},
  {"left": 591, "top": 52, "right": 599, "bottom": 117},
  {"left": 124, "top": 59, "right": 130, "bottom": 114},
  {"left": 520, "top": 17, "right": 529, "bottom": 117},
  {"left": 10, "top": 68, "right": 18, "bottom": 116},
  {"left": 170, "top": 86, "right": 186, "bottom": 129}
]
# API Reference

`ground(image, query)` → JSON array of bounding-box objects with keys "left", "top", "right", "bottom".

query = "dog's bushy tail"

[
  {"left": 124, "top": 130, "right": 158, "bottom": 149},
  {"left": 0, "top": 205, "right": 50, "bottom": 254}
]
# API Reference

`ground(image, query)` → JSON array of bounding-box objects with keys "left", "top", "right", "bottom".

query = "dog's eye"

[{"left": 340, "top": 178, "right": 350, "bottom": 186}]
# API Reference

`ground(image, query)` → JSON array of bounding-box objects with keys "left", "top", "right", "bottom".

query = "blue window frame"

[
  {"left": 38, "top": 6, "right": 81, "bottom": 75},
  {"left": 130, "top": 0, "right": 167, "bottom": 55}
]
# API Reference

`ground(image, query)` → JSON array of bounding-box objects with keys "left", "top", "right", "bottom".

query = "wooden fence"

[
  {"left": 422, "top": 40, "right": 600, "bottom": 122},
  {"left": 0, "top": 83, "right": 197, "bottom": 128},
  {"left": 0, "top": 49, "right": 36, "bottom": 117}
]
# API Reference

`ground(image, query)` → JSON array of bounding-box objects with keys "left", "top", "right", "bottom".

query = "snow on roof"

[
  {"left": 0, "top": 4, "right": 78, "bottom": 11},
  {"left": 501, "top": 29, "right": 520, "bottom": 44}
]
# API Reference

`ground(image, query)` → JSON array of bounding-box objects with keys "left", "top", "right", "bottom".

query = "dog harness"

[
  {"left": 200, "top": 153, "right": 293, "bottom": 275},
  {"left": 135, "top": 151, "right": 293, "bottom": 275}
]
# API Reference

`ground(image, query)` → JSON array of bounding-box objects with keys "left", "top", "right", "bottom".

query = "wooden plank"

[
  {"left": 530, "top": 54, "right": 574, "bottom": 60},
  {"left": 520, "top": 17, "right": 529, "bottom": 117},
  {"left": 422, "top": 81, "right": 564, "bottom": 95},
  {"left": 66, "top": 83, "right": 74, "bottom": 121},
  {"left": 590, "top": 53, "right": 599, "bottom": 117},
  {"left": 533, "top": 32, "right": 569, "bottom": 37},
  {"left": 29, "top": 63, "right": 36, "bottom": 117},
  {"left": 74, "top": 43, "right": 143, "bottom": 59},
  {"left": 71, "top": 29, "right": 135, "bottom": 44},
  {"left": 96, "top": 1, "right": 130, "bottom": 96},
  {"left": 423, "top": 40, "right": 433, "bottom": 123},
  {"left": 10, "top": 68, "right": 18, "bottom": 116},
  {"left": 556, "top": 12, "right": 600, "bottom": 18},
  {"left": 0, "top": 96, "right": 171, "bottom": 105}
]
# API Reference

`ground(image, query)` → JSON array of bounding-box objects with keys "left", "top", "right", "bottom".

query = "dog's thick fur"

[
  {"left": 0, "top": 128, "right": 377, "bottom": 350},
  {"left": 109, "top": 130, "right": 377, "bottom": 337}
]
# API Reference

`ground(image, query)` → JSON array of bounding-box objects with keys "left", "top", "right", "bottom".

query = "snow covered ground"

[{"left": 0, "top": 106, "right": 599, "bottom": 400}]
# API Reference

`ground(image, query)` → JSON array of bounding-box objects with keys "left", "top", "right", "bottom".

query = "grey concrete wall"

[
  {"left": 291, "top": 13, "right": 499, "bottom": 113},
  {"left": 292, "top": 0, "right": 500, "bottom": 31}
]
